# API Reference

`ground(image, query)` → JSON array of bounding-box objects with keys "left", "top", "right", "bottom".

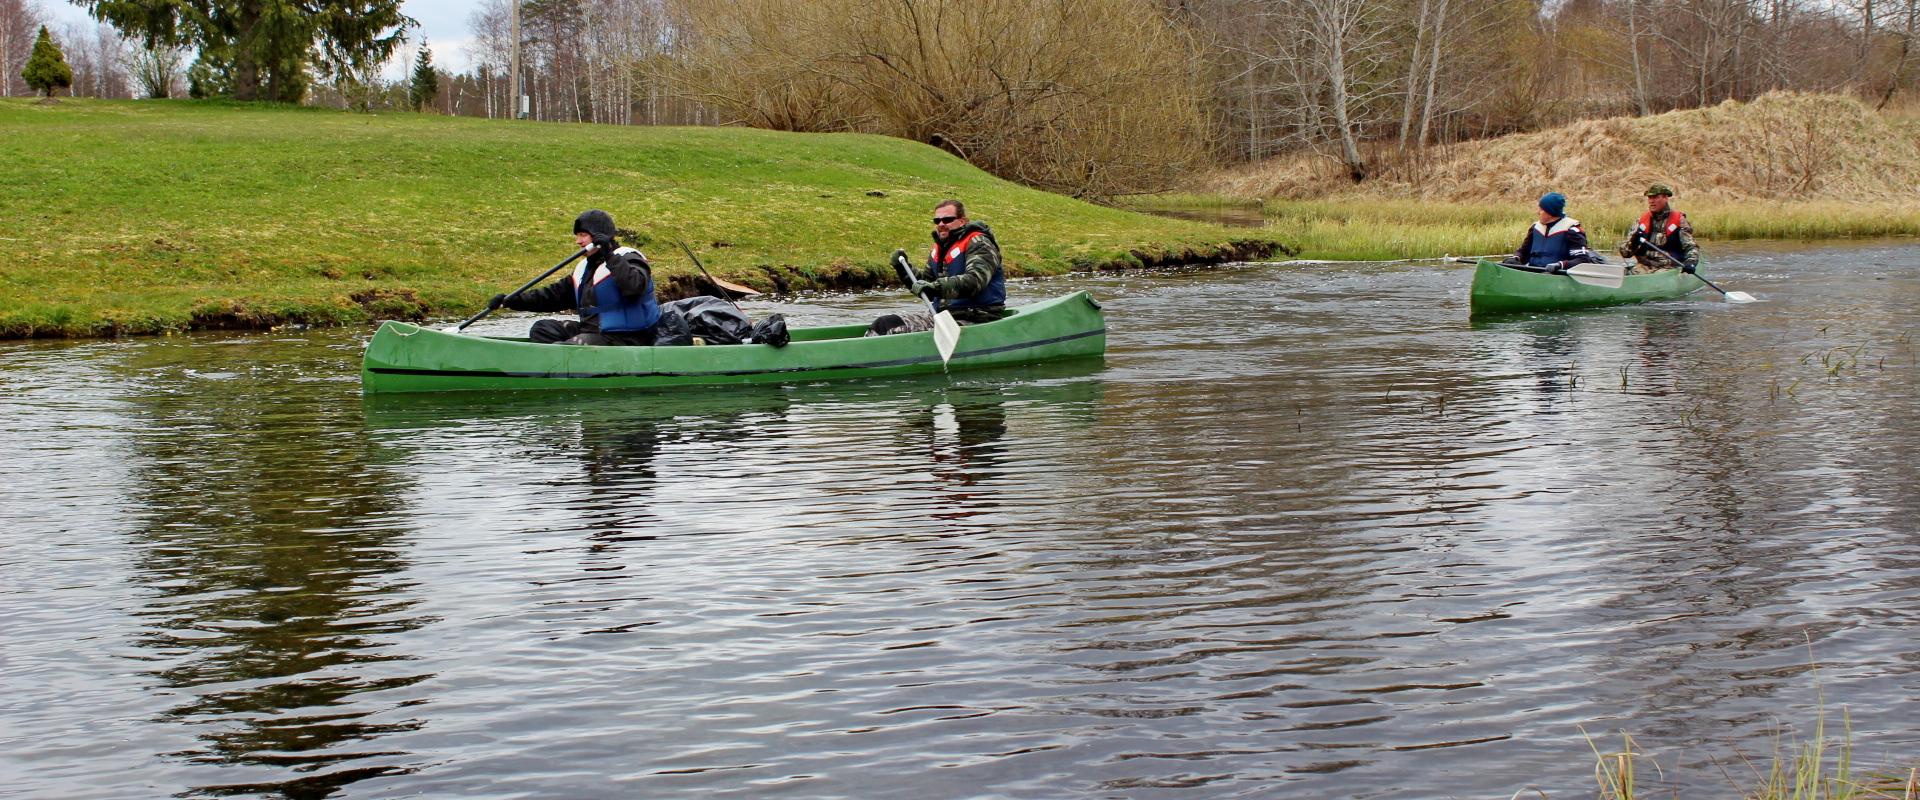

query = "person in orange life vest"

[
  {"left": 1508, "top": 192, "right": 1603, "bottom": 274},
  {"left": 867, "top": 198, "right": 1009, "bottom": 336},
  {"left": 492, "top": 209, "right": 662, "bottom": 345},
  {"left": 1617, "top": 183, "right": 1700, "bottom": 275}
]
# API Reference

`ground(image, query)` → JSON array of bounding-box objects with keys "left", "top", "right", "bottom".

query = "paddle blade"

[
  {"left": 1564, "top": 265, "right": 1625, "bottom": 289},
  {"left": 1722, "top": 291, "right": 1761, "bottom": 304},
  {"left": 931, "top": 310, "right": 960, "bottom": 367}
]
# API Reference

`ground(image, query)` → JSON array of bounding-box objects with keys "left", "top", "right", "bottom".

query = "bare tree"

[
  {"left": 662, "top": 0, "right": 1209, "bottom": 197},
  {"left": 124, "top": 40, "right": 186, "bottom": 97},
  {"left": 1880, "top": 0, "right": 1918, "bottom": 106},
  {"left": 59, "top": 22, "right": 129, "bottom": 98},
  {"left": 1, "top": 0, "right": 43, "bottom": 97}
]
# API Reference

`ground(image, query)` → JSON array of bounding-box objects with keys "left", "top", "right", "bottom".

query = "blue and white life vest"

[
  {"left": 927, "top": 229, "right": 1005, "bottom": 310},
  {"left": 1526, "top": 216, "right": 1585, "bottom": 267},
  {"left": 573, "top": 247, "right": 660, "bottom": 333}
]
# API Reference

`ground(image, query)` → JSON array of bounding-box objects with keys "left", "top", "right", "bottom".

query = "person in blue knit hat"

[{"left": 1508, "top": 192, "right": 1602, "bottom": 274}]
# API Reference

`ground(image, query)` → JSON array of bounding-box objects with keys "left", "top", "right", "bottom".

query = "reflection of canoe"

[
  {"left": 1469, "top": 258, "right": 1704, "bottom": 314},
  {"left": 361, "top": 291, "right": 1106, "bottom": 394}
]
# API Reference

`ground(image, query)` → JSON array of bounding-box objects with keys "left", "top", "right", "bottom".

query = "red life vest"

[
  {"left": 1633, "top": 208, "right": 1689, "bottom": 265},
  {"left": 930, "top": 231, "right": 985, "bottom": 269},
  {"left": 926, "top": 228, "right": 1005, "bottom": 310},
  {"left": 1635, "top": 209, "right": 1686, "bottom": 237}
]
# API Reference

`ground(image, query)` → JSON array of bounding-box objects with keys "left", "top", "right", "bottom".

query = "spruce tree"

[
  {"left": 407, "top": 40, "right": 437, "bottom": 112},
  {"left": 78, "top": 0, "right": 412, "bottom": 103},
  {"left": 22, "top": 25, "right": 72, "bottom": 98}
]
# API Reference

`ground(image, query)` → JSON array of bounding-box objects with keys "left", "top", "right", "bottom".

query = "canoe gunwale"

[
  {"left": 1468, "top": 258, "right": 1704, "bottom": 314},
  {"left": 361, "top": 291, "right": 1107, "bottom": 393}
]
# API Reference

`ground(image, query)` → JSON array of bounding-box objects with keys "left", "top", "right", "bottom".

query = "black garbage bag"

[
  {"left": 652, "top": 307, "right": 694, "bottom": 346},
  {"left": 660, "top": 295, "right": 751, "bottom": 345},
  {"left": 751, "top": 313, "right": 789, "bottom": 347}
]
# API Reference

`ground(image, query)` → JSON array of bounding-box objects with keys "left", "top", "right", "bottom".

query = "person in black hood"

[
  {"left": 867, "top": 198, "right": 1009, "bottom": 336},
  {"left": 492, "top": 210, "right": 663, "bottom": 345}
]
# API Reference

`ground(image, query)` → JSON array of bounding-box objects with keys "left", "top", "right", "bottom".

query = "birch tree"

[{"left": 1, "top": 0, "right": 41, "bottom": 96}]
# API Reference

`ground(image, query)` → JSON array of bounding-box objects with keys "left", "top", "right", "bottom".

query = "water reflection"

[
  {"left": 4, "top": 242, "right": 1917, "bottom": 800},
  {"left": 109, "top": 337, "right": 430, "bottom": 798}
]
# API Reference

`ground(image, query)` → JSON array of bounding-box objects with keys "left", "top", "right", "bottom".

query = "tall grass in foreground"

[{"left": 1585, "top": 712, "right": 1918, "bottom": 800}]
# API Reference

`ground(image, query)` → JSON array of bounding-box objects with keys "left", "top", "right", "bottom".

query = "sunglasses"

[{"left": 932, "top": 215, "right": 961, "bottom": 224}]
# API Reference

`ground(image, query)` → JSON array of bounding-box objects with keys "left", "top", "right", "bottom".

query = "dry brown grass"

[{"left": 1200, "top": 92, "right": 1920, "bottom": 204}]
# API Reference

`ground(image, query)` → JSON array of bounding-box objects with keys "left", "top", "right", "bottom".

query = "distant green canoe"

[
  {"left": 362, "top": 291, "right": 1106, "bottom": 394},
  {"left": 1469, "top": 258, "right": 1704, "bottom": 314}
]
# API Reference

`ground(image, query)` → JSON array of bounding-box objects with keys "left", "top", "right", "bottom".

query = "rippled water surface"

[{"left": 4, "top": 242, "right": 1917, "bottom": 799}]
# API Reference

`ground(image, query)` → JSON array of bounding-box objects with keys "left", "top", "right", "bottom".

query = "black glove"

[
  {"left": 489, "top": 293, "right": 508, "bottom": 310},
  {"left": 1681, "top": 261, "right": 1697, "bottom": 274},
  {"left": 591, "top": 233, "right": 618, "bottom": 254},
  {"left": 1628, "top": 232, "right": 1649, "bottom": 254}
]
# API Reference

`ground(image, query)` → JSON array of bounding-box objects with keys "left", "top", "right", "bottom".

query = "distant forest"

[{"left": 7, "top": 0, "right": 1915, "bottom": 197}]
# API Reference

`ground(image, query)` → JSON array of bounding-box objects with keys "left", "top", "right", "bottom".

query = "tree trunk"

[
  {"left": 233, "top": 2, "right": 261, "bottom": 101},
  {"left": 1862, "top": 0, "right": 1876, "bottom": 80},
  {"left": 1879, "top": 0, "right": 1916, "bottom": 108},
  {"left": 1629, "top": 0, "right": 1649, "bottom": 115},
  {"left": 1398, "top": 0, "right": 1432, "bottom": 150},
  {"left": 1416, "top": 0, "right": 1447, "bottom": 146},
  {"left": 1326, "top": 14, "right": 1365, "bottom": 181}
]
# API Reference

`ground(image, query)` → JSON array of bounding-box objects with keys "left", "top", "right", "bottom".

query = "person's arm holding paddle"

[{"left": 495, "top": 271, "right": 577, "bottom": 315}]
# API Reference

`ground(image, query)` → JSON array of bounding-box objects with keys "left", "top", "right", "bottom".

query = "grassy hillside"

[
  {"left": 1203, "top": 92, "right": 1920, "bottom": 202},
  {"left": 0, "top": 99, "right": 1285, "bottom": 338},
  {"left": 1165, "top": 92, "right": 1920, "bottom": 259}
]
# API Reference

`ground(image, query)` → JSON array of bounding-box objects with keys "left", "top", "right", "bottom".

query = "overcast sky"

[{"left": 40, "top": 0, "right": 482, "bottom": 77}]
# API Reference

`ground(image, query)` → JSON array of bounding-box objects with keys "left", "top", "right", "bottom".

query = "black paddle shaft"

[
  {"left": 1641, "top": 245, "right": 1737, "bottom": 296},
  {"left": 456, "top": 245, "right": 593, "bottom": 331},
  {"left": 891, "top": 250, "right": 942, "bottom": 315},
  {"left": 673, "top": 239, "right": 747, "bottom": 318}
]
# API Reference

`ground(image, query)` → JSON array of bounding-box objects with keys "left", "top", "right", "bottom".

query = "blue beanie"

[{"left": 1538, "top": 192, "right": 1566, "bottom": 217}]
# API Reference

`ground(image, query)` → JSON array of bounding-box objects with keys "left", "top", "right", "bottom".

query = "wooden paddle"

[
  {"left": 891, "top": 249, "right": 960, "bottom": 367},
  {"left": 1641, "top": 247, "right": 1759, "bottom": 303},
  {"left": 452, "top": 245, "right": 592, "bottom": 332}
]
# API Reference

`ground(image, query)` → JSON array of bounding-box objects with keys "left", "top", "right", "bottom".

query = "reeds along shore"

[{"left": 1265, "top": 200, "right": 1920, "bottom": 262}]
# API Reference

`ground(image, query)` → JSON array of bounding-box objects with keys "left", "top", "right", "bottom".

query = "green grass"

[
  {"left": 1248, "top": 199, "right": 1920, "bottom": 261},
  {"left": 0, "top": 98, "right": 1287, "bottom": 338}
]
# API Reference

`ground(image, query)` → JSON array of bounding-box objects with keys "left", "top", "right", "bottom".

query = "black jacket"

[{"left": 506, "top": 250, "right": 653, "bottom": 328}]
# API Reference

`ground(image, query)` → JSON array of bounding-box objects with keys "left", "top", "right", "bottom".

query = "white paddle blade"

[
  {"left": 1723, "top": 291, "right": 1761, "bottom": 303},
  {"left": 931, "top": 310, "right": 961, "bottom": 367},
  {"left": 1565, "top": 266, "right": 1625, "bottom": 289}
]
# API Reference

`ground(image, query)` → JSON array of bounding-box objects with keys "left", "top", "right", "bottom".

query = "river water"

[{"left": 3, "top": 241, "right": 1915, "bottom": 799}]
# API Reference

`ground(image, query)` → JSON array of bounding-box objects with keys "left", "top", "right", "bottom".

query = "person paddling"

[
  {"left": 492, "top": 210, "right": 663, "bottom": 345},
  {"left": 867, "top": 199, "right": 1009, "bottom": 336},
  {"left": 1618, "top": 184, "right": 1701, "bottom": 275},
  {"left": 1508, "top": 192, "right": 1603, "bottom": 274}
]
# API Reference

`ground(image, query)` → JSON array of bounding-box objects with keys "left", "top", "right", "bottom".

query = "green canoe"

[
  {"left": 1469, "top": 258, "right": 1705, "bottom": 314},
  {"left": 361, "top": 291, "right": 1106, "bottom": 394}
]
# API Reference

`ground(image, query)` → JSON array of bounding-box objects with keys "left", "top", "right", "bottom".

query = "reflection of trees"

[{"left": 116, "top": 340, "right": 427, "bottom": 799}]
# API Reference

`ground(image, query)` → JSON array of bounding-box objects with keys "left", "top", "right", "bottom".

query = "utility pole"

[{"left": 508, "top": 0, "right": 525, "bottom": 119}]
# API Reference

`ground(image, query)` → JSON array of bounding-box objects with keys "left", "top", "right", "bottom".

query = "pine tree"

[
  {"left": 22, "top": 25, "right": 71, "bottom": 98},
  {"left": 407, "top": 39, "right": 437, "bottom": 111},
  {"left": 78, "top": 0, "right": 412, "bottom": 103}
]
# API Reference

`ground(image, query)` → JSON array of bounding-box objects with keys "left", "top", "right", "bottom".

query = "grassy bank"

[
  {"left": 0, "top": 99, "right": 1287, "bottom": 338},
  {"left": 1263, "top": 198, "right": 1920, "bottom": 261},
  {"left": 1149, "top": 92, "right": 1920, "bottom": 260}
]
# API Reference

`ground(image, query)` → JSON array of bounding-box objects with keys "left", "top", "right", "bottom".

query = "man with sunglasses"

[{"left": 868, "top": 199, "right": 1008, "bottom": 336}]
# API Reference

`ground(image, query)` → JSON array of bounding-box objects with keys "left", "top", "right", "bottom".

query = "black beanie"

[{"left": 573, "top": 209, "right": 616, "bottom": 239}]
